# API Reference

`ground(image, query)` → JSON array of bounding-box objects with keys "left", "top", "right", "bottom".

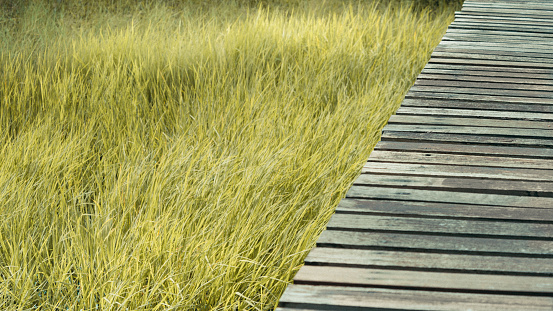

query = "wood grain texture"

[
  {"left": 381, "top": 131, "right": 553, "bottom": 147},
  {"left": 394, "top": 107, "right": 553, "bottom": 121},
  {"left": 346, "top": 186, "right": 553, "bottom": 208},
  {"left": 293, "top": 266, "right": 553, "bottom": 294},
  {"left": 335, "top": 199, "right": 553, "bottom": 221},
  {"left": 374, "top": 140, "right": 553, "bottom": 159},
  {"left": 387, "top": 115, "right": 553, "bottom": 129},
  {"left": 361, "top": 162, "right": 553, "bottom": 182},
  {"left": 353, "top": 174, "right": 553, "bottom": 194},
  {"left": 304, "top": 248, "right": 553, "bottom": 274},
  {"left": 405, "top": 91, "right": 553, "bottom": 104},
  {"left": 325, "top": 214, "right": 553, "bottom": 238},
  {"left": 317, "top": 230, "right": 553, "bottom": 255},
  {"left": 279, "top": 285, "right": 553, "bottom": 311},
  {"left": 367, "top": 149, "right": 553, "bottom": 169}
]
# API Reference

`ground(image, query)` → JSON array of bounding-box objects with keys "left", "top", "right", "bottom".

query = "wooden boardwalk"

[{"left": 277, "top": 0, "right": 553, "bottom": 310}]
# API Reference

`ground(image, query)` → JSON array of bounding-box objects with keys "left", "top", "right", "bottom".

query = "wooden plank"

[
  {"left": 454, "top": 14, "right": 553, "bottom": 24},
  {"left": 430, "top": 51, "right": 553, "bottom": 65},
  {"left": 424, "top": 62, "right": 553, "bottom": 74},
  {"left": 463, "top": 1, "right": 553, "bottom": 8},
  {"left": 346, "top": 186, "right": 553, "bottom": 208},
  {"left": 317, "top": 230, "right": 553, "bottom": 255},
  {"left": 418, "top": 72, "right": 553, "bottom": 85},
  {"left": 293, "top": 266, "right": 553, "bottom": 294},
  {"left": 442, "top": 35, "right": 553, "bottom": 45},
  {"left": 458, "top": 12, "right": 553, "bottom": 21},
  {"left": 442, "top": 33, "right": 552, "bottom": 42},
  {"left": 367, "top": 149, "right": 553, "bottom": 169},
  {"left": 433, "top": 44, "right": 553, "bottom": 58},
  {"left": 415, "top": 79, "right": 553, "bottom": 92},
  {"left": 460, "top": 7, "right": 553, "bottom": 17},
  {"left": 409, "top": 85, "right": 553, "bottom": 99},
  {"left": 417, "top": 73, "right": 553, "bottom": 86},
  {"left": 446, "top": 28, "right": 553, "bottom": 39},
  {"left": 336, "top": 199, "right": 553, "bottom": 222},
  {"left": 463, "top": 1, "right": 553, "bottom": 10},
  {"left": 394, "top": 107, "right": 553, "bottom": 121},
  {"left": 381, "top": 131, "right": 553, "bottom": 148},
  {"left": 374, "top": 140, "right": 553, "bottom": 159},
  {"left": 362, "top": 162, "right": 553, "bottom": 182},
  {"left": 325, "top": 214, "right": 553, "bottom": 238},
  {"left": 455, "top": 11, "right": 553, "bottom": 22},
  {"left": 279, "top": 285, "right": 553, "bottom": 311},
  {"left": 305, "top": 248, "right": 553, "bottom": 274},
  {"left": 449, "top": 23, "right": 553, "bottom": 35},
  {"left": 405, "top": 91, "right": 553, "bottom": 105},
  {"left": 454, "top": 17, "right": 553, "bottom": 28},
  {"left": 387, "top": 115, "right": 553, "bottom": 129},
  {"left": 427, "top": 58, "right": 553, "bottom": 70},
  {"left": 436, "top": 40, "right": 553, "bottom": 54},
  {"left": 401, "top": 98, "right": 553, "bottom": 113},
  {"left": 383, "top": 124, "right": 553, "bottom": 139},
  {"left": 354, "top": 174, "right": 553, "bottom": 194},
  {"left": 455, "top": 12, "right": 553, "bottom": 23}
]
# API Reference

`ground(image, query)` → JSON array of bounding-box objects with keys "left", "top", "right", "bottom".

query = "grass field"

[{"left": 0, "top": 0, "right": 460, "bottom": 309}]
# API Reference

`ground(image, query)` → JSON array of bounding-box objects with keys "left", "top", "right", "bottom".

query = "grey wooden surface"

[{"left": 278, "top": 0, "right": 553, "bottom": 310}]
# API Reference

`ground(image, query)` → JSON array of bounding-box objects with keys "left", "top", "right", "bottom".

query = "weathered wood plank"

[
  {"left": 383, "top": 124, "right": 553, "bottom": 139},
  {"left": 325, "top": 214, "right": 553, "bottom": 238},
  {"left": 401, "top": 98, "right": 553, "bottom": 113},
  {"left": 424, "top": 62, "right": 553, "bottom": 74},
  {"left": 446, "top": 28, "right": 553, "bottom": 39},
  {"left": 362, "top": 161, "right": 553, "bottom": 182},
  {"left": 374, "top": 140, "right": 553, "bottom": 159},
  {"left": 354, "top": 174, "right": 553, "bottom": 194},
  {"left": 449, "top": 23, "right": 553, "bottom": 35},
  {"left": 433, "top": 46, "right": 553, "bottom": 59},
  {"left": 293, "top": 266, "right": 553, "bottom": 294},
  {"left": 437, "top": 39, "right": 553, "bottom": 51},
  {"left": 317, "top": 230, "right": 553, "bottom": 255},
  {"left": 387, "top": 115, "right": 553, "bottom": 129},
  {"left": 394, "top": 107, "right": 553, "bottom": 121},
  {"left": 415, "top": 79, "right": 553, "bottom": 92},
  {"left": 460, "top": 7, "right": 553, "bottom": 17},
  {"left": 279, "top": 285, "right": 553, "bottom": 311},
  {"left": 442, "top": 35, "right": 553, "bottom": 44},
  {"left": 455, "top": 11, "right": 553, "bottom": 22},
  {"left": 463, "top": 1, "right": 553, "bottom": 10},
  {"left": 442, "top": 33, "right": 552, "bottom": 43},
  {"left": 452, "top": 18, "right": 553, "bottom": 27},
  {"left": 463, "top": 1, "right": 553, "bottom": 8},
  {"left": 431, "top": 51, "right": 553, "bottom": 65},
  {"left": 417, "top": 73, "right": 553, "bottom": 86},
  {"left": 336, "top": 199, "right": 553, "bottom": 222},
  {"left": 406, "top": 90, "right": 553, "bottom": 104},
  {"left": 305, "top": 248, "right": 553, "bottom": 274},
  {"left": 454, "top": 17, "right": 553, "bottom": 28},
  {"left": 452, "top": 15, "right": 553, "bottom": 29},
  {"left": 382, "top": 131, "right": 553, "bottom": 148},
  {"left": 367, "top": 150, "right": 553, "bottom": 169},
  {"left": 427, "top": 58, "right": 553, "bottom": 70},
  {"left": 410, "top": 85, "right": 553, "bottom": 98},
  {"left": 346, "top": 186, "right": 553, "bottom": 208}
]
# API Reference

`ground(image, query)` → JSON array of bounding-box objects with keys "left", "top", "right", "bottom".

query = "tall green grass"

[{"left": 0, "top": 1, "right": 458, "bottom": 309}]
